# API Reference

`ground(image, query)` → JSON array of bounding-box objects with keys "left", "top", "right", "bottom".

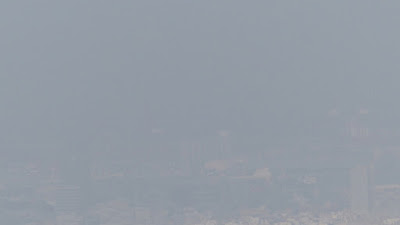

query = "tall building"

[{"left": 350, "top": 165, "right": 369, "bottom": 214}]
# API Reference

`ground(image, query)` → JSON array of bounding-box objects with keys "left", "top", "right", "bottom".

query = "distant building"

[
  {"left": 346, "top": 119, "right": 370, "bottom": 138},
  {"left": 350, "top": 166, "right": 370, "bottom": 214}
]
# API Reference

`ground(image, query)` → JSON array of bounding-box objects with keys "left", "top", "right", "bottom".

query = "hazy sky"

[{"left": 1, "top": 1, "right": 400, "bottom": 153}]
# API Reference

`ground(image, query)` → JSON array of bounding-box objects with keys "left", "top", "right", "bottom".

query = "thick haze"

[{"left": 1, "top": 1, "right": 400, "bottom": 155}]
